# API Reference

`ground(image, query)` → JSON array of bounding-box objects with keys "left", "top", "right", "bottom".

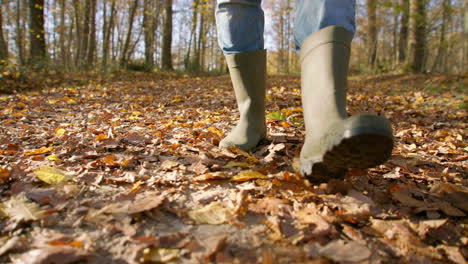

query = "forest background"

[{"left": 0, "top": 0, "right": 467, "bottom": 80}]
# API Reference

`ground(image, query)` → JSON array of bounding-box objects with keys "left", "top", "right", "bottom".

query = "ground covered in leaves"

[{"left": 0, "top": 72, "right": 467, "bottom": 263}]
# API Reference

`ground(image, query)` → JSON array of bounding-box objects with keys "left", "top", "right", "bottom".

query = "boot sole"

[{"left": 301, "top": 123, "right": 394, "bottom": 183}]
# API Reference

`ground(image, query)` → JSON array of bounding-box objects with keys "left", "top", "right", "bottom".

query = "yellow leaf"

[
  {"left": 188, "top": 202, "right": 233, "bottom": 225},
  {"left": 171, "top": 98, "right": 183, "bottom": 103},
  {"left": 207, "top": 127, "right": 224, "bottom": 137},
  {"left": 128, "top": 115, "right": 142, "bottom": 120},
  {"left": 67, "top": 88, "right": 78, "bottom": 94},
  {"left": 228, "top": 146, "right": 259, "bottom": 164},
  {"left": 24, "top": 146, "right": 53, "bottom": 156},
  {"left": 12, "top": 113, "right": 26, "bottom": 118},
  {"left": 225, "top": 161, "right": 253, "bottom": 168},
  {"left": 55, "top": 128, "right": 66, "bottom": 137},
  {"left": 95, "top": 134, "right": 108, "bottom": 141},
  {"left": 192, "top": 171, "right": 231, "bottom": 182},
  {"left": 142, "top": 248, "right": 180, "bottom": 263},
  {"left": 46, "top": 154, "right": 61, "bottom": 162},
  {"left": 34, "top": 166, "right": 73, "bottom": 184},
  {"left": 67, "top": 98, "right": 78, "bottom": 104},
  {"left": 231, "top": 170, "right": 268, "bottom": 182}
]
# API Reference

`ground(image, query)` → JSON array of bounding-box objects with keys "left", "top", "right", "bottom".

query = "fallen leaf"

[
  {"left": 127, "top": 192, "right": 166, "bottom": 214},
  {"left": 55, "top": 128, "right": 66, "bottom": 137},
  {"left": 188, "top": 202, "right": 233, "bottom": 225},
  {"left": 430, "top": 183, "right": 468, "bottom": 212},
  {"left": 2, "top": 194, "right": 44, "bottom": 222},
  {"left": 34, "top": 166, "right": 74, "bottom": 184},
  {"left": 192, "top": 172, "right": 231, "bottom": 182},
  {"left": 100, "top": 154, "right": 119, "bottom": 167},
  {"left": 227, "top": 146, "right": 259, "bottom": 164},
  {"left": 0, "top": 167, "right": 11, "bottom": 184},
  {"left": 318, "top": 240, "right": 371, "bottom": 262},
  {"left": 95, "top": 134, "right": 108, "bottom": 141},
  {"left": 142, "top": 248, "right": 180, "bottom": 263},
  {"left": 11, "top": 246, "right": 89, "bottom": 264},
  {"left": 160, "top": 159, "right": 180, "bottom": 170},
  {"left": 24, "top": 146, "right": 53, "bottom": 156},
  {"left": 225, "top": 161, "right": 254, "bottom": 168},
  {"left": 295, "top": 209, "right": 332, "bottom": 236},
  {"left": 188, "top": 161, "right": 209, "bottom": 175},
  {"left": 249, "top": 197, "right": 291, "bottom": 215},
  {"left": 207, "top": 127, "right": 224, "bottom": 137},
  {"left": 231, "top": 171, "right": 268, "bottom": 182}
]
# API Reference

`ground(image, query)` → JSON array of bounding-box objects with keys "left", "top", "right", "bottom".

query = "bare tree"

[
  {"left": 29, "top": 0, "right": 46, "bottom": 65},
  {"left": 0, "top": 3, "right": 8, "bottom": 61},
  {"left": 407, "top": 0, "right": 426, "bottom": 72},
  {"left": 398, "top": 0, "right": 410, "bottom": 64},
  {"left": 161, "top": 0, "right": 173, "bottom": 71},
  {"left": 102, "top": 0, "right": 116, "bottom": 68},
  {"left": 120, "top": 0, "right": 139, "bottom": 68},
  {"left": 367, "top": 0, "right": 378, "bottom": 68}
]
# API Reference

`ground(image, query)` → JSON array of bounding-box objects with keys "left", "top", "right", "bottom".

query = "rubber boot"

[
  {"left": 219, "top": 49, "right": 267, "bottom": 151},
  {"left": 299, "top": 26, "right": 394, "bottom": 183}
]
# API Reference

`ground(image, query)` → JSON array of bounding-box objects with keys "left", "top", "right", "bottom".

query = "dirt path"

[{"left": 0, "top": 73, "right": 467, "bottom": 263}]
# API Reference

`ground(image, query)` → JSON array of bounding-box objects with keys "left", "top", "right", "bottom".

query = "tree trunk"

[
  {"left": 120, "top": 0, "right": 139, "bottom": 68},
  {"left": 59, "top": 0, "right": 67, "bottom": 66},
  {"left": 432, "top": 0, "right": 450, "bottom": 73},
  {"left": 143, "top": 0, "right": 156, "bottom": 70},
  {"left": 0, "top": 4, "right": 9, "bottom": 61},
  {"left": 79, "top": 0, "right": 90, "bottom": 68},
  {"left": 87, "top": 0, "right": 97, "bottom": 67},
  {"left": 29, "top": 0, "right": 47, "bottom": 65},
  {"left": 72, "top": 0, "right": 82, "bottom": 67},
  {"left": 464, "top": 0, "right": 468, "bottom": 72},
  {"left": 195, "top": 3, "right": 205, "bottom": 72},
  {"left": 407, "top": 0, "right": 426, "bottom": 73},
  {"left": 398, "top": 0, "right": 409, "bottom": 64},
  {"left": 185, "top": 0, "right": 199, "bottom": 71},
  {"left": 367, "top": 0, "right": 378, "bottom": 68},
  {"left": 161, "top": 0, "right": 173, "bottom": 71},
  {"left": 102, "top": 0, "right": 115, "bottom": 68},
  {"left": 15, "top": 0, "right": 26, "bottom": 65}
]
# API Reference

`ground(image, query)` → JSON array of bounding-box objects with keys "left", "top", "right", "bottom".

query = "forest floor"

[{"left": 0, "top": 72, "right": 467, "bottom": 263}]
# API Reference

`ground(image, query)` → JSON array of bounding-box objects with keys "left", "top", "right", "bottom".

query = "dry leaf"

[
  {"left": 142, "top": 248, "right": 180, "bottom": 263},
  {"left": 231, "top": 171, "right": 268, "bottom": 182},
  {"left": 11, "top": 246, "right": 88, "bottom": 264},
  {"left": 188, "top": 202, "right": 233, "bottom": 225},
  {"left": 249, "top": 197, "right": 291, "bottom": 215},
  {"left": 55, "top": 128, "right": 66, "bottom": 137},
  {"left": 24, "top": 146, "right": 53, "bottom": 156},
  {"left": 227, "top": 146, "right": 259, "bottom": 164},
  {"left": 207, "top": 127, "right": 224, "bottom": 137},
  {"left": 34, "top": 166, "right": 74, "bottom": 184},
  {"left": 225, "top": 161, "right": 253, "bottom": 168},
  {"left": 2, "top": 194, "right": 44, "bottom": 222},
  {"left": 0, "top": 167, "right": 11, "bottom": 184},
  {"left": 160, "top": 159, "right": 180, "bottom": 170},
  {"left": 192, "top": 172, "right": 231, "bottom": 182},
  {"left": 318, "top": 240, "right": 371, "bottom": 262}
]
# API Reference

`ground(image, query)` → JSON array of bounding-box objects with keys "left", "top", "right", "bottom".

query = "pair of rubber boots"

[{"left": 220, "top": 26, "right": 394, "bottom": 182}]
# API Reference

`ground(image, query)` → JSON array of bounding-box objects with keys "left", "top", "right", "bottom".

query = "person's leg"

[
  {"left": 294, "top": 0, "right": 356, "bottom": 49},
  {"left": 296, "top": 1, "right": 394, "bottom": 182},
  {"left": 216, "top": 0, "right": 267, "bottom": 150},
  {"left": 216, "top": 0, "right": 264, "bottom": 54}
]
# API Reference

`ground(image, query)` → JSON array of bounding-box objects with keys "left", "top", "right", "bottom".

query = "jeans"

[{"left": 215, "top": 0, "right": 356, "bottom": 54}]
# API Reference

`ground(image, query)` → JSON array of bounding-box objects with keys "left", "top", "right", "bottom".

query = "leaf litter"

[{"left": 0, "top": 73, "right": 467, "bottom": 263}]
